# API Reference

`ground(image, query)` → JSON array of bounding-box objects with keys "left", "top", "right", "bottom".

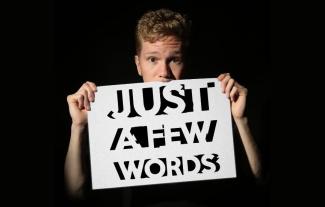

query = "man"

[{"left": 65, "top": 8, "right": 262, "bottom": 205}]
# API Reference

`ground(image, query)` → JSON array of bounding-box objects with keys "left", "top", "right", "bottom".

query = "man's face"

[{"left": 135, "top": 36, "right": 184, "bottom": 82}]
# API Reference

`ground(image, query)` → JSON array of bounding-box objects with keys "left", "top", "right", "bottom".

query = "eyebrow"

[
  {"left": 143, "top": 51, "right": 182, "bottom": 56},
  {"left": 143, "top": 52, "right": 160, "bottom": 55}
]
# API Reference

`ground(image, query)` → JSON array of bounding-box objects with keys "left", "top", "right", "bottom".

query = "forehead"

[{"left": 140, "top": 36, "right": 182, "bottom": 55}]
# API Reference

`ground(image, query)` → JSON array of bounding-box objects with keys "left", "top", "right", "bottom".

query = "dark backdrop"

[{"left": 50, "top": 0, "right": 270, "bottom": 206}]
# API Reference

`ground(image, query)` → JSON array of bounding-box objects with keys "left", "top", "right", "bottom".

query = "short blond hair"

[{"left": 135, "top": 8, "right": 191, "bottom": 55}]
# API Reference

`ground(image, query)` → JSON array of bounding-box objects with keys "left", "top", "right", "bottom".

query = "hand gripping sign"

[{"left": 88, "top": 78, "right": 236, "bottom": 189}]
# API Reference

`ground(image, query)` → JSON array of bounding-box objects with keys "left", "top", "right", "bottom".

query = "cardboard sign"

[{"left": 88, "top": 78, "right": 236, "bottom": 189}]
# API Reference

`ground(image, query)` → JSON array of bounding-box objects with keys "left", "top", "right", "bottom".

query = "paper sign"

[{"left": 88, "top": 78, "right": 236, "bottom": 189}]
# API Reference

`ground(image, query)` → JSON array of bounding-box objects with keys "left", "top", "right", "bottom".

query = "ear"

[{"left": 134, "top": 55, "right": 142, "bottom": 76}]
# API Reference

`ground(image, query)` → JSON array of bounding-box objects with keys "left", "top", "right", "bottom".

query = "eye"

[
  {"left": 148, "top": 57, "right": 157, "bottom": 63},
  {"left": 171, "top": 57, "right": 182, "bottom": 64}
]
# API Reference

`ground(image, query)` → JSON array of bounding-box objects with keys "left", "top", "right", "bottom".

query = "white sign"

[{"left": 88, "top": 78, "right": 236, "bottom": 189}]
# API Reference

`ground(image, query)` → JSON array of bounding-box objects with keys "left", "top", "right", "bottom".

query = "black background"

[
  {"left": 4, "top": 1, "right": 322, "bottom": 206},
  {"left": 50, "top": 0, "right": 270, "bottom": 206}
]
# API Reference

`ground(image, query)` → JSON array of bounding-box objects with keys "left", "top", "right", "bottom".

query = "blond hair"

[{"left": 135, "top": 8, "right": 191, "bottom": 54}]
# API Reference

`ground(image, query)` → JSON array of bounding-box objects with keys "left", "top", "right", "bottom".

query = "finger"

[
  {"left": 67, "top": 94, "right": 84, "bottom": 109},
  {"left": 82, "top": 90, "right": 91, "bottom": 111},
  {"left": 221, "top": 74, "right": 231, "bottom": 93},
  {"left": 225, "top": 78, "right": 235, "bottom": 98},
  {"left": 77, "top": 94, "right": 85, "bottom": 109},
  {"left": 86, "top": 81, "right": 97, "bottom": 92},
  {"left": 235, "top": 82, "right": 248, "bottom": 96},
  {"left": 80, "top": 83, "right": 95, "bottom": 102},
  {"left": 66, "top": 94, "right": 73, "bottom": 103},
  {"left": 230, "top": 86, "right": 238, "bottom": 102},
  {"left": 217, "top": 73, "right": 230, "bottom": 81}
]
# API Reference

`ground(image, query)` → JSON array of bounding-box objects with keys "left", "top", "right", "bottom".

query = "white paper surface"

[{"left": 88, "top": 78, "right": 236, "bottom": 189}]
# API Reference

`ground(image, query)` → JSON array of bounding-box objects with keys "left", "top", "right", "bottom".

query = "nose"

[{"left": 158, "top": 62, "right": 171, "bottom": 79}]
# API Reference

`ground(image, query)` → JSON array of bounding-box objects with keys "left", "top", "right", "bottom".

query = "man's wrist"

[
  {"left": 234, "top": 116, "right": 248, "bottom": 125},
  {"left": 71, "top": 123, "right": 87, "bottom": 132}
]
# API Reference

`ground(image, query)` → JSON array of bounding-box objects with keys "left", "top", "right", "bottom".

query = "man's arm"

[
  {"left": 64, "top": 124, "right": 87, "bottom": 198},
  {"left": 64, "top": 81, "right": 97, "bottom": 198},
  {"left": 234, "top": 117, "right": 262, "bottom": 178},
  {"left": 218, "top": 73, "right": 262, "bottom": 179}
]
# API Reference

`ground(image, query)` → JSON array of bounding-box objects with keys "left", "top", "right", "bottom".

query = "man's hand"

[
  {"left": 217, "top": 73, "right": 248, "bottom": 120},
  {"left": 67, "top": 81, "right": 97, "bottom": 127}
]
